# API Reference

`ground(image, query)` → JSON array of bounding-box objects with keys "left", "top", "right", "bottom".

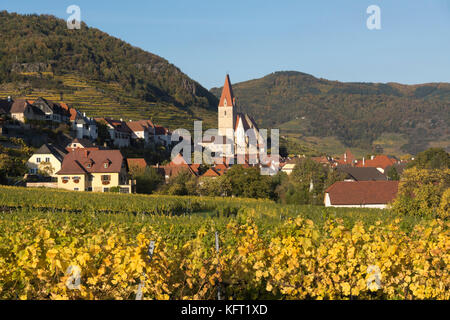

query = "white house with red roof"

[
  {"left": 324, "top": 181, "right": 399, "bottom": 209},
  {"left": 125, "top": 120, "right": 155, "bottom": 144}
]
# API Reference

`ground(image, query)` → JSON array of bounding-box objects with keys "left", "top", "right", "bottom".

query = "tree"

[
  {"left": 162, "top": 170, "right": 198, "bottom": 196},
  {"left": 407, "top": 148, "right": 450, "bottom": 170},
  {"left": 198, "top": 176, "right": 232, "bottom": 197},
  {"left": 392, "top": 167, "right": 450, "bottom": 218},
  {"left": 131, "top": 166, "right": 163, "bottom": 194},
  {"left": 223, "top": 166, "right": 273, "bottom": 199},
  {"left": 276, "top": 158, "right": 345, "bottom": 205},
  {"left": 386, "top": 166, "right": 400, "bottom": 181}
]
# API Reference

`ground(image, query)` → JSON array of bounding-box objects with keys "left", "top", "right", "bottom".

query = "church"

[{"left": 202, "top": 75, "right": 265, "bottom": 164}]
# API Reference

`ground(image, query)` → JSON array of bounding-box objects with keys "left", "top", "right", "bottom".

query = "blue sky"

[{"left": 2, "top": 0, "right": 450, "bottom": 88}]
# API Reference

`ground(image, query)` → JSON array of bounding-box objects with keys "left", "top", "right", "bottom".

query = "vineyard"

[{"left": 0, "top": 186, "right": 448, "bottom": 300}]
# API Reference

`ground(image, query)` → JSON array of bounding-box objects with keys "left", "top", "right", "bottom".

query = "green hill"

[
  {"left": 211, "top": 71, "right": 450, "bottom": 155},
  {"left": 0, "top": 11, "right": 218, "bottom": 129}
]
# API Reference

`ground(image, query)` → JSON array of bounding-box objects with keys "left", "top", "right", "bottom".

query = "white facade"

[{"left": 324, "top": 193, "right": 388, "bottom": 209}]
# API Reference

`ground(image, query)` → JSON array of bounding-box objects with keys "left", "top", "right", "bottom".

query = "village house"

[
  {"left": 311, "top": 156, "right": 333, "bottom": 167},
  {"left": 56, "top": 149, "right": 133, "bottom": 193},
  {"left": 95, "top": 117, "right": 131, "bottom": 148},
  {"left": 154, "top": 154, "right": 198, "bottom": 182},
  {"left": 27, "top": 143, "right": 68, "bottom": 176},
  {"left": 127, "top": 158, "right": 148, "bottom": 172},
  {"left": 65, "top": 138, "right": 98, "bottom": 152},
  {"left": 10, "top": 99, "right": 45, "bottom": 123},
  {"left": 324, "top": 181, "right": 399, "bottom": 208},
  {"left": 70, "top": 109, "right": 98, "bottom": 141},
  {"left": 332, "top": 149, "right": 357, "bottom": 167},
  {"left": 354, "top": 155, "right": 398, "bottom": 174},
  {"left": 31, "top": 97, "right": 71, "bottom": 123},
  {"left": 125, "top": 120, "right": 155, "bottom": 145},
  {"left": 154, "top": 125, "right": 171, "bottom": 146}
]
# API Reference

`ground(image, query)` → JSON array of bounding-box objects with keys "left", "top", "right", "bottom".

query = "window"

[
  {"left": 74, "top": 188, "right": 79, "bottom": 191},
  {"left": 45, "top": 157, "right": 50, "bottom": 162},
  {"left": 36, "top": 157, "right": 41, "bottom": 163},
  {"left": 103, "top": 188, "right": 109, "bottom": 192},
  {"left": 87, "top": 163, "right": 91, "bottom": 168},
  {"left": 120, "top": 188, "right": 130, "bottom": 194},
  {"left": 104, "top": 163, "right": 108, "bottom": 168},
  {"left": 101, "top": 175, "right": 111, "bottom": 181}
]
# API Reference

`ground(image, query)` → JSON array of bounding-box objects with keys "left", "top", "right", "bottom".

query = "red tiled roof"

[
  {"left": 96, "top": 117, "right": 132, "bottom": 134},
  {"left": 325, "top": 181, "right": 399, "bottom": 205},
  {"left": 10, "top": 100, "right": 29, "bottom": 113},
  {"left": 170, "top": 153, "right": 189, "bottom": 165},
  {"left": 219, "top": 74, "right": 235, "bottom": 107},
  {"left": 355, "top": 155, "right": 397, "bottom": 170},
  {"left": 57, "top": 149, "right": 124, "bottom": 175},
  {"left": 126, "top": 120, "right": 154, "bottom": 133},
  {"left": 127, "top": 158, "right": 147, "bottom": 169},
  {"left": 159, "top": 164, "right": 196, "bottom": 178},
  {"left": 214, "top": 163, "right": 229, "bottom": 174},
  {"left": 190, "top": 163, "right": 201, "bottom": 174},
  {"left": 202, "top": 168, "right": 220, "bottom": 177},
  {"left": 312, "top": 156, "right": 331, "bottom": 165}
]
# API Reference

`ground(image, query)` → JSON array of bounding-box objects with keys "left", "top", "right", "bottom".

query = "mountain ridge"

[
  {"left": 0, "top": 11, "right": 218, "bottom": 129},
  {"left": 210, "top": 71, "right": 450, "bottom": 155}
]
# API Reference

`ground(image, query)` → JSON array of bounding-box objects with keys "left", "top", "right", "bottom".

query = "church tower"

[{"left": 218, "top": 74, "right": 236, "bottom": 137}]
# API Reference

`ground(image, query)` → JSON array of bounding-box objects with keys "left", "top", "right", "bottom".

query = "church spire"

[{"left": 219, "top": 74, "right": 235, "bottom": 107}]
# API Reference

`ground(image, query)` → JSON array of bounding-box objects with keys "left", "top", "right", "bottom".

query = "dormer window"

[
  {"left": 224, "top": 99, "right": 227, "bottom": 106},
  {"left": 103, "top": 159, "right": 111, "bottom": 169}
]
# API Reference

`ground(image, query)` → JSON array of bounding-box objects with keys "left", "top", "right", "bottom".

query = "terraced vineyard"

[{"left": 0, "top": 73, "right": 217, "bottom": 130}]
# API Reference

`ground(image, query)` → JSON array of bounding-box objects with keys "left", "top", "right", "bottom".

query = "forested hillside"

[
  {"left": 0, "top": 11, "right": 218, "bottom": 128},
  {"left": 211, "top": 71, "right": 450, "bottom": 154}
]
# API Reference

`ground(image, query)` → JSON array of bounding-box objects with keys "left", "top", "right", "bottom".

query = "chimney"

[
  {"left": 344, "top": 152, "right": 347, "bottom": 162},
  {"left": 156, "top": 163, "right": 159, "bottom": 168},
  {"left": 104, "top": 142, "right": 107, "bottom": 148},
  {"left": 120, "top": 118, "right": 123, "bottom": 122},
  {"left": 363, "top": 157, "right": 365, "bottom": 166},
  {"left": 7, "top": 96, "right": 11, "bottom": 102},
  {"left": 371, "top": 155, "right": 375, "bottom": 160},
  {"left": 83, "top": 112, "right": 86, "bottom": 117}
]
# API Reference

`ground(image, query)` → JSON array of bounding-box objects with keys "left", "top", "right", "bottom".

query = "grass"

[{"left": 0, "top": 185, "right": 427, "bottom": 232}]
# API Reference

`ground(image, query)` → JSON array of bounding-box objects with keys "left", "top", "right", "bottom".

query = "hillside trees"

[
  {"left": 275, "top": 158, "right": 346, "bottom": 205},
  {"left": 392, "top": 167, "right": 450, "bottom": 218},
  {"left": 0, "top": 11, "right": 218, "bottom": 110},
  {"left": 407, "top": 148, "right": 450, "bottom": 170}
]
